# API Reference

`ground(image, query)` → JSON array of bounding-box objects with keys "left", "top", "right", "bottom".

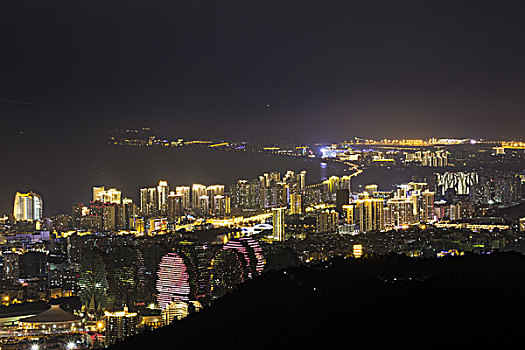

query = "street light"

[
  {"left": 66, "top": 342, "right": 76, "bottom": 349},
  {"left": 30, "top": 345, "right": 39, "bottom": 350}
]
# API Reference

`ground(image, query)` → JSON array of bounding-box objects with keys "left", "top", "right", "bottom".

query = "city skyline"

[{"left": 1, "top": 1, "right": 525, "bottom": 348}]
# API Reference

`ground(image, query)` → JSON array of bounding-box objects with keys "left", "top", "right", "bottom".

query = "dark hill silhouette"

[
  {"left": 496, "top": 202, "right": 525, "bottom": 221},
  {"left": 111, "top": 253, "right": 525, "bottom": 349}
]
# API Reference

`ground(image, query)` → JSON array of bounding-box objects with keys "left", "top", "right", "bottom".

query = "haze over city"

[{"left": 2, "top": 0, "right": 525, "bottom": 141}]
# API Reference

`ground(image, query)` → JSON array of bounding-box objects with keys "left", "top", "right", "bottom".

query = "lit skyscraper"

[
  {"left": 191, "top": 184, "right": 207, "bottom": 208},
  {"left": 104, "top": 307, "right": 139, "bottom": 346},
  {"left": 299, "top": 171, "right": 307, "bottom": 190},
  {"left": 157, "top": 180, "right": 170, "bottom": 215},
  {"left": 167, "top": 192, "right": 183, "bottom": 222},
  {"left": 206, "top": 185, "right": 225, "bottom": 206},
  {"left": 176, "top": 186, "right": 191, "bottom": 209},
  {"left": 199, "top": 195, "right": 210, "bottom": 216},
  {"left": 13, "top": 192, "right": 43, "bottom": 221},
  {"left": 353, "top": 198, "right": 384, "bottom": 233},
  {"left": 289, "top": 194, "right": 302, "bottom": 215},
  {"left": 93, "top": 186, "right": 105, "bottom": 202},
  {"left": 272, "top": 207, "right": 286, "bottom": 241},
  {"left": 420, "top": 190, "right": 435, "bottom": 223},
  {"left": 385, "top": 198, "right": 415, "bottom": 228},
  {"left": 213, "top": 195, "right": 230, "bottom": 216},
  {"left": 93, "top": 187, "right": 122, "bottom": 204}
]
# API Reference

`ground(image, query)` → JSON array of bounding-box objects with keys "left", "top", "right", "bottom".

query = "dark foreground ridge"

[{"left": 111, "top": 253, "right": 525, "bottom": 349}]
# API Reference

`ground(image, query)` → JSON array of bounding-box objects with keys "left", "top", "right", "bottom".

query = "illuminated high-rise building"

[
  {"left": 213, "top": 195, "right": 229, "bottom": 216},
  {"left": 289, "top": 194, "right": 302, "bottom": 215},
  {"left": 157, "top": 181, "right": 170, "bottom": 215},
  {"left": 224, "top": 196, "right": 231, "bottom": 215},
  {"left": 385, "top": 198, "right": 415, "bottom": 228},
  {"left": 316, "top": 210, "right": 338, "bottom": 233},
  {"left": 176, "top": 186, "right": 191, "bottom": 209},
  {"left": 140, "top": 187, "right": 158, "bottom": 216},
  {"left": 276, "top": 182, "right": 289, "bottom": 207},
  {"left": 2, "top": 252, "right": 20, "bottom": 284},
  {"left": 13, "top": 192, "right": 43, "bottom": 221},
  {"left": 199, "top": 195, "right": 210, "bottom": 216},
  {"left": 206, "top": 185, "right": 225, "bottom": 206},
  {"left": 119, "top": 198, "right": 137, "bottom": 230},
  {"left": 102, "top": 204, "right": 117, "bottom": 231},
  {"left": 167, "top": 192, "right": 183, "bottom": 222},
  {"left": 93, "top": 187, "right": 122, "bottom": 204},
  {"left": 343, "top": 204, "right": 354, "bottom": 226},
  {"left": 272, "top": 207, "right": 286, "bottom": 241},
  {"left": 299, "top": 171, "right": 307, "bottom": 190},
  {"left": 140, "top": 188, "right": 148, "bottom": 215},
  {"left": 450, "top": 203, "right": 462, "bottom": 220},
  {"left": 191, "top": 184, "right": 207, "bottom": 208},
  {"left": 340, "top": 175, "right": 352, "bottom": 191},
  {"left": 420, "top": 190, "right": 435, "bottom": 223},
  {"left": 353, "top": 198, "right": 384, "bottom": 233},
  {"left": 327, "top": 176, "right": 339, "bottom": 194},
  {"left": 93, "top": 186, "right": 105, "bottom": 202},
  {"left": 104, "top": 307, "right": 139, "bottom": 346}
]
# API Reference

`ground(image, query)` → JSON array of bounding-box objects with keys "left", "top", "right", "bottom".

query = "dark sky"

[{"left": 1, "top": 0, "right": 525, "bottom": 141}]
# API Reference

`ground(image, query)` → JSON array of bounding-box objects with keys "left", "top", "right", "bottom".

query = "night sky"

[{"left": 1, "top": 0, "right": 525, "bottom": 141}]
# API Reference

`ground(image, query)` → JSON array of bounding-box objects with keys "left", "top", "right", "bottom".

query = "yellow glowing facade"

[
  {"left": 289, "top": 194, "right": 302, "bottom": 215},
  {"left": 191, "top": 184, "right": 207, "bottom": 208},
  {"left": 353, "top": 198, "right": 384, "bottom": 233},
  {"left": 13, "top": 192, "right": 43, "bottom": 222},
  {"left": 104, "top": 307, "right": 138, "bottom": 346},
  {"left": 353, "top": 244, "right": 363, "bottom": 258},
  {"left": 272, "top": 207, "right": 286, "bottom": 241}
]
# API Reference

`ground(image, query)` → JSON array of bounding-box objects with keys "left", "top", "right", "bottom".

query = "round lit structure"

[
  {"left": 19, "top": 305, "right": 83, "bottom": 330},
  {"left": 223, "top": 237, "right": 265, "bottom": 278},
  {"left": 156, "top": 252, "right": 192, "bottom": 309},
  {"left": 209, "top": 249, "right": 246, "bottom": 299}
]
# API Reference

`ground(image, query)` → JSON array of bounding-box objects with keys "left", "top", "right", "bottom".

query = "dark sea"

[{"left": 0, "top": 133, "right": 349, "bottom": 215}]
